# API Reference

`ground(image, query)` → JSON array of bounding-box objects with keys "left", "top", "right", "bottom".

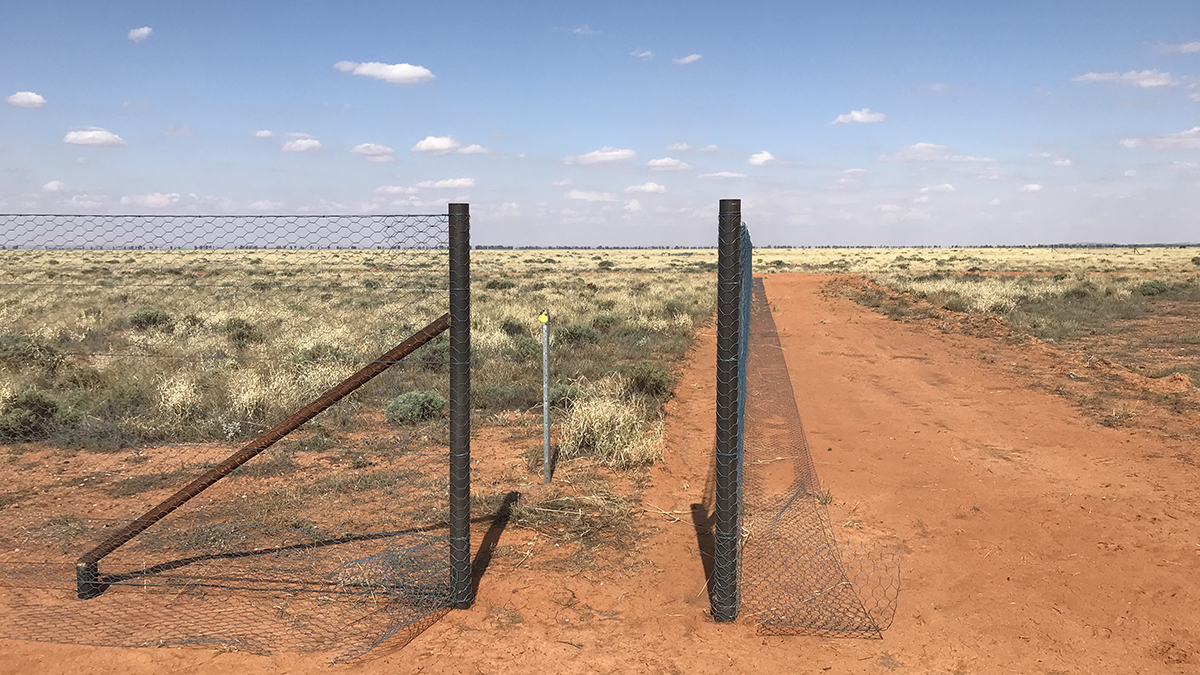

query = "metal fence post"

[
  {"left": 712, "top": 198, "right": 742, "bottom": 622},
  {"left": 541, "top": 309, "right": 552, "bottom": 484},
  {"left": 448, "top": 203, "right": 472, "bottom": 609}
]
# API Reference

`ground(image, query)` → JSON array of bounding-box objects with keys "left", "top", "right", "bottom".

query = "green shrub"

[
  {"left": 1191, "top": 256, "right": 1200, "bottom": 267},
  {"left": 591, "top": 314, "right": 621, "bottom": 331},
  {"left": 549, "top": 383, "right": 581, "bottom": 409},
  {"left": 1137, "top": 280, "right": 1169, "bottom": 296},
  {"left": 219, "top": 317, "right": 265, "bottom": 347},
  {"left": 293, "top": 343, "right": 358, "bottom": 365},
  {"left": 0, "top": 333, "right": 62, "bottom": 372},
  {"left": 625, "top": 362, "right": 674, "bottom": 398},
  {"left": 362, "top": 279, "right": 381, "bottom": 289},
  {"left": 485, "top": 279, "right": 516, "bottom": 290},
  {"left": 552, "top": 324, "right": 601, "bottom": 347},
  {"left": 597, "top": 260, "right": 615, "bottom": 270},
  {"left": 0, "top": 386, "right": 60, "bottom": 440},
  {"left": 663, "top": 299, "right": 688, "bottom": 318},
  {"left": 129, "top": 306, "right": 174, "bottom": 331},
  {"left": 500, "top": 319, "right": 527, "bottom": 338},
  {"left": 414, "top": 337, "right": 450, "bottom": 371},
  {"left": 941, "top": 296, "right": 970, "bottom": 313},
  {"left": 384, "top": 390, "right": 446, "bottom": 425},
  {"left": 506, "top": 335, "right": 541, "bottom": 361}
]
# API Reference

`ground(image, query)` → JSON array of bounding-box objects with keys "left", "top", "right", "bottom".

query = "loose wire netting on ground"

[
  {"left": 0, "top": 214, "right": 461, "bottom": 660},
  {"left": 739, "top": 277, "right": 900, "bottom": 636},
  {"left": 710, "top": 207, "right": 899, "bottom": 634}
]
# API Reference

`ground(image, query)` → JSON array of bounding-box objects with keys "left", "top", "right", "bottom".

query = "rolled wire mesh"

[
  {"left": 0, "top": 214, "right": 455, "bottom": 659},
  {"left": 738, "top": 272, "right": 900, "bottom": 636}
]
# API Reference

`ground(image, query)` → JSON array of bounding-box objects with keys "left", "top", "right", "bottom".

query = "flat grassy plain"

[{"left": 2, "top": 243, "right": 1199, "bottom": 661}]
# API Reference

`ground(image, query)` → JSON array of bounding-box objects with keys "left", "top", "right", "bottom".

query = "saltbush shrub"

[
  {"left": 625, "top": 362, "right": 673, "bottom": 398},
  {"left": 129, "top": 306, "right": 174, "bottom": 331},
  {"left": 219, "top": 317, "right": 264, "bottom": 347},
  {"left": 0, "top": 333, "right": 62, "bottom": 372},
  {"left": 0, "top": 386, "right": 60, "bottom": 440},
  {"left": 552, "top": 324, "right": 600, "bottom": 347},
  {"left": 1137, "top": 280, "right": 1169, "bottom": 296},
  {"left": 384, "top": 390, "right": 446, "bottom": 425},
  {"left": 292, "top": 343, "right": 358, "bottom": 365}
]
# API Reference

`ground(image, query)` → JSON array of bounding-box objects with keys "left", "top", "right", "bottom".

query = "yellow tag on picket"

[{"left": 538, "top": 310, "right": 549, "bottom": 324}]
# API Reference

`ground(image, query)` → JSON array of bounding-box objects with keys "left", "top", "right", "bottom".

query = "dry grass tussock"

[
  {"left": 558, "top": 374, "right": 664, "bottom": 469},
  {"left": 0, "top": 247, "right": 710, "bottom": 449}
]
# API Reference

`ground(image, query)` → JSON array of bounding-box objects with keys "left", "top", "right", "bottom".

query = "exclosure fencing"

[
  {"left": 710, "top": 200, "right": 900, "bottom": 634},
  {"left": 0, "top": 211, "right": 472, "bottom": 660}
]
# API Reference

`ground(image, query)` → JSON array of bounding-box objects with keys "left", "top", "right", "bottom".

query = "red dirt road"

[{"left": 4, "top": 273, "right": 1199, "bottom": 673}]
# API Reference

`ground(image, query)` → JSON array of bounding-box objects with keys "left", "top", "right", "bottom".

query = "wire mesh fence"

[
  {"left": 0, "top": 213, "right": 465, "bottom": 659},
  {"left": 711, "top": 202, "right": 900, "bottom": 634}
]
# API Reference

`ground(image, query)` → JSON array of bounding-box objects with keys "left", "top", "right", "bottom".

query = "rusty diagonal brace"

[{"left": 76, "top": 313, "right": 451, "bottom": 599}]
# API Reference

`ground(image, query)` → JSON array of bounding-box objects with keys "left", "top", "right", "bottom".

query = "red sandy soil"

[{"left": 4, "top": 272, "right": 1199, "bottom": 674}]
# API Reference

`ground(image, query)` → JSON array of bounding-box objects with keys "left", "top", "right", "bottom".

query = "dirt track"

[{"left": 4, "top": 273, "right": 1199, "bottom": 674}]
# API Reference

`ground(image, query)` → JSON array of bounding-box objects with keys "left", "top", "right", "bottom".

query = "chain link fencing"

[
  {"left": 711, "top": 202, "right": 900, "bottom": 635},
  {"left": 0, "top": 213, "right": 468, "bottom": 660}
]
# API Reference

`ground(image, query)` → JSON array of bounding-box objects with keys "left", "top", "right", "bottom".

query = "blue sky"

[{"left": 2, "top": 1, "right": 1199, "bottom": 246}]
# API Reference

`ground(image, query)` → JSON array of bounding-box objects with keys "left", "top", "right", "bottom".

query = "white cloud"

[
  {"left": 412, "top": 135, "right": 461, "bottom": 154},
  {"left": 833, "top": 168, "right": 867, "bottom": 185},
  {"left": 1124, "top": 170, "right": 1139, "bottom": 177},
  {"left": 127, "top": 27, "right": 152, "bottom": 42},
  {"left": 566, "top": 189, "right": 616, "bottom": 202},
  {"left": 6, "top": 91, "right": 45, "bottom": 108},
  {"left": 1072, "top": 70, "right": 1179, "bottom": 88},
  {"left": 1120, "top": 127, "right": 1200, "bottom": 150},
  {"left": 700, "top": 144, "right": 719, "bottom": 152},
  {"left": 66, "top": 194, "right": 107, "bottom": 208},
  {"left": 912, "top": 196, "right": 929, "bottom": 203},
  {"left": 831, "top": 108, "right": 887, "bottom": 124},
  {"left": 1047, "top": 157, "right": 1073, "bottom": 167},
  {"left": 352, "top": 143, "right": 396, "bottom": 162},
  {"left": 880, "top": 142, "right": 991, "bottom": 162},
  {"left": 920, "top": 183, "right": 956, "bottom": 193},
  {"left": 63, "top": 128, "right": 126, "bottom": 146},
  {"left": 254, "top": 129, "right": 274, "bottom": 139},
  {"left": 748, "top": 150, "right": 777, "bottom": 166},
  {"left": 457, "top": 144, "right": 489, "bottom": 155},
  {"left": 418, "top": 178, "right": 475, "bottom": 188},
  {"left": 163, "top": 125, "right": 192, "bottom": 137},
  {"left": 249, "top": 200, "right": 282, "bottom": 212},
  {"left": 334, "top": 61, "right": 435, "bottom": 86},
  {"left": 1161, "top": 41, "right": 1200, "bottom": 54},
  {"left": 374, "top": 185, "right": 419, "bottom": 195},
  {"left": 673, "top": 54, "right": 702, "bottom": 65},
  {"left": 647, "top": 157, "right": 691, "bottom": 171},
  {"left": 282, "top": 137, "right": 322, "bottom": 152},
  {"left": 631, "top": 49, "right": 653, "bottom": 58},
  {"left": 1190, "top": 93, "right": 1200, "bottom": 102},
  {"left": 625, "top": 182, "right": 666, "bottom": 193},
  {"left": 699, "top": 172, "right": 745, "bottom": 179},
  {"left": 42, "top": 180, "right": 66, "bottom": 192},
  {"left": 573, "top": 25, "right": 598, "bottom": 35},
  {"left": 551, "top": 179, "right": 571, "bottom": 187},
  {"left": 564, "top": 147, "right": 637, "bottom": 165},
  {"left": 1020, "top": 184, "right": 1044, "bottom": 192},
  {"left": 120, "top": 192, "right": 180, "bottom": 208},
  {"left": 624, "top": 199, "right": 642, "bottom": 212},
  {"left": 667, "top": 142, "right": 691, "bottom": 151}
]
